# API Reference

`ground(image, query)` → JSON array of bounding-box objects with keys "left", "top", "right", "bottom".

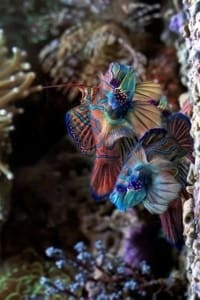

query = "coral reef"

[
  {"left": 39, "top": 241, "right": 186, "bottom": 300},
  {"left": 0, "top": 1, "right": 197, "bottom": 299},
  {"left": 0, "top": 241, "right": 186, "bottom": 300},
  {"left": 0, "top": 0, "right": 161, "bottom": 48},
  {"left": 0, "top": 29, "right": 41, "bottom": 231},
  {"left": 39, "top": 1, "right": 162, "bottom": 101},
  {"left": 1, "top": 137, "right": 92, "bottom": 257},
  {"left": 39, "top": 21, "right": 147, "bottom": 101},
  {"left": 81, "top": 207, "right": 138, "bottom": 256},
  {"left": 0, "top": 1, "right": 65, "bottom": 46},
  {"left": 123, "top": 217, "right": 177, "bottom": 278},
  {"left": 0, "top": 248, "right": 70, "bottom": 300}
]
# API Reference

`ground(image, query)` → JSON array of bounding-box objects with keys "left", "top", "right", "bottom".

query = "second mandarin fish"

[{"left": 109, "top": 148, "right": 181, "bottom": 213}]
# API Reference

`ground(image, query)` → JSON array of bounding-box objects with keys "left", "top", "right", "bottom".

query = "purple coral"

[
  {"left": 123, "top": 220, "right": 176, "bottom": 278},
  {"left": 169, "top": 12, "right": 185, "bottom": 34}
]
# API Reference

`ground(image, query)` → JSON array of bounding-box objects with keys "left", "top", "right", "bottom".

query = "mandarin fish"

[
  {"left": 66, "top": 93, "right": 135, "bottom": 200},
  {"left": 96, "top": 62, "right": 162, "bottom": 146},
  {"left": 137, "top": 112, "right": 193, "bottom": 244},
  {"left": 66, "top": 62, "right": 162, "bottom": 199},
  {"left": 109, "top": 148, "right": 181, "bottom": 213}
]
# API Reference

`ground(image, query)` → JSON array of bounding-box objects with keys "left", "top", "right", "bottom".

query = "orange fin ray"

[{"left": 90, "top": 156, "right": 122, "bottom": 200}]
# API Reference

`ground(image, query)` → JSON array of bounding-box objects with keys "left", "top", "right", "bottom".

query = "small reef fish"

[
  {"left": 66, "top": 62, "right": 162, "bottom": 199},
  {"left": 110, "top": 112, "right": 193, "bottom": 244},
  {"left": 138, "top": 112, "right": 193, "bottom": 244}
]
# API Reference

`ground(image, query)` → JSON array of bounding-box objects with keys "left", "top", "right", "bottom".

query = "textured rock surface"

[{"left": 181, "top": 0, "right": 200, "bottom": 298}]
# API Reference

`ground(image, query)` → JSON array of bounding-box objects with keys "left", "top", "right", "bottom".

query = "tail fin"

[
  {"left": 167, "top": 113, "right": 193, "bottom": 160},
  {"left": 90, "top": 156, "right": 122, "bottom": 200},
  {"left": 159, "top": 198, "right": 183, "bottom": 245}
]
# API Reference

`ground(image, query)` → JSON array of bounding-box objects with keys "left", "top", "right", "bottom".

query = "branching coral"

[
  {"left": 38, "top": 241, "right": 186, "bottom": 300},
  {"left": 0, "top": 29, "right": 41, "bottom": 224},
  {"left": 0, "top": 241, "right": 185, "bottom": 300},
  {"left": 0, "top": 31, "right": 41, "bottom": 105}
]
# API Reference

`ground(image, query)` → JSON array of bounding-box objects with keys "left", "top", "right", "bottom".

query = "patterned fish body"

[
  {"left": 66, "top": 62, "right": 163, "bottom": 200},
  {"left": 66, "top": 92, "right": 124, "bottom": 200},
  {"left": 110, "top": 149, "right": 181, "bottom": 213},
  {"left": 137, "top": 112, "right": 193, "bottom": 244},
  {"left": 89, "top": 105, "right": 124, "bottom": 199}
]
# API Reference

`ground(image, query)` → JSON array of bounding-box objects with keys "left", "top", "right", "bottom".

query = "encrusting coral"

[
  {"left": 179, "top": 1, "right": 200, "bottom": 299},
  {"left": 0, "top": 29, "right": 41, "bottom": 226}
]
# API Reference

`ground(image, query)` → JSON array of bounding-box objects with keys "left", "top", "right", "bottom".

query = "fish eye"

[{"left": 110, "top": 78, "right": 120, "bottom": 88}]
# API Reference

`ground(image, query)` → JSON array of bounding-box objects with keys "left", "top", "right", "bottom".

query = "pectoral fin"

[{"left": 65, "top": 104, "right": 95, "bottom": 154}]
